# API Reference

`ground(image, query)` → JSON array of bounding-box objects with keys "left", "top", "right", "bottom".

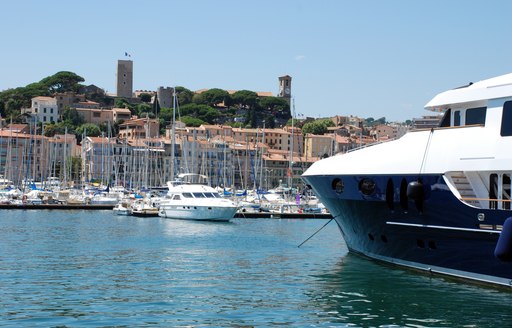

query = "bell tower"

[{"left": 278, "top": 75, "right": 292, "bottom": 103}]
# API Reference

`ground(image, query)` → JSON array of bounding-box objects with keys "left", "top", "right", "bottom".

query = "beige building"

[
  {"left": 55, "top": 92, "right": 86, "bottom": 111},
  {"left": 304, "top": 133, "right": 336, "bottom": 159},
  {"left": 76, "top": 108, "right": 114, "bottom": 125},
  {"left": 75, "top": 107, "right": 131, "bottom": 125},
  {"left": 118, "top": 117, "right": 159, "bottom": 139}
]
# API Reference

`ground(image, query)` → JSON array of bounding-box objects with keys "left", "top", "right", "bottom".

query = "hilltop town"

[{"left": 0, "top": 59, "right": 442, "bottom": 191}]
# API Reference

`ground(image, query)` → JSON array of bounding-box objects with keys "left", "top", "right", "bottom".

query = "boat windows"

[
  {"left": 465, "top": 107, "right": 486, "bottom": 125},
  {"left": 193, "top": 192, "right": 205, "bottom": 198},
  {"left": 490, "top": 174, "right": 498, "bottom": 210},
  {"left": 358, "top": 178, "right": 376, "bottom": 196},
  {"left": 453, "top": 110, "right": 461, "bottom": 126},
  {"left": 331, "top": 178, "right": 344, "bottom": 194},
  {"left": 182, "top": 192, "right": 193, "bottom": 198},
  {"left": 204, "top": 193, "right": 215, "bottom": 198},
  {"left": 439, "top": 108, "right": 451, "bottom": 127},
  {"left": 504, "top": 174, "right": 511, "bottom": 210},
  {"left": 172, "top": 194, "right": 181, "bottom": 200},
  {"left": 500, "top": 101, "right": 512, "bottom": 136}
]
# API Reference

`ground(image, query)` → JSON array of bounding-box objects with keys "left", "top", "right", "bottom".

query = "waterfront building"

[
  {"left": 81, "top": 136, "right": 170, "bottom": 188},
  {"left": 0, "top": 126, "right": 77, "bottom": 188}
]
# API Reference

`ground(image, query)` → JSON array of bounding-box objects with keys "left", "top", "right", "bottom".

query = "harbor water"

[{"left": 1, "top": 210, "right": 512, "bottom": 327}]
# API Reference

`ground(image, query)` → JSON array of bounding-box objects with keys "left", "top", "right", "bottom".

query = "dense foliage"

[
  {"left": 301, "top": 119, "right": 335, "bottom": 135},
  {"left": 0, "top": 71, "right": 293, "bottom": 139}
]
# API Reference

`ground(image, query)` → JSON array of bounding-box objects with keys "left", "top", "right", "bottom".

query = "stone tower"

[
  {"left": 278, "top": 75, "right": 292, "bottom": 103},
  {"left": 157, "top": 87, "right": 173, "bottom": 109},
  {"left": 117, "top": 60, "right": 133, "bottom": 98}
]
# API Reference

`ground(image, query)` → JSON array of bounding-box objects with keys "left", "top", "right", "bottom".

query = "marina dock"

[{"left": 0, "top": 203, "right": 332, "bottom": 219}]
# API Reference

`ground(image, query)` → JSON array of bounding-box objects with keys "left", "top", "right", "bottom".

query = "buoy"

[{"left": 495, "top": 217, "right": 512, "bottom": 262}]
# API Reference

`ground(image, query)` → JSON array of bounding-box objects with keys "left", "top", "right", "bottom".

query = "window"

[
  {"left": 454, "top": 111, "right": 461, "bottom": 126},
  {"left": 465, "top": 107, "right": 486, "bottom": 125},
  {"left": 439, "top": 109, "right": 451, "bottom": 127},
  {"left": 93, "top": 113, "right": 101, "bottom": 117},
  {"left": 501, "top": 101, "right": 512, "bottom": 136},
  {"left": 44, "top": 108, "right": 47, "bottom": 113},
  {"left": 51, "top": 108, "right": 54, "bottom": 114}
]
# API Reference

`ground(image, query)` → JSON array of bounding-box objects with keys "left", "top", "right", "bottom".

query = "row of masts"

[{"left": 0, "top": 90, "right": 301, "bottom": 193}]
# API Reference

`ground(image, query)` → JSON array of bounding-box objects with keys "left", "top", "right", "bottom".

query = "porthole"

[
  {"left": 331, "top": 178, "right": 344, "bottom": 194},
  {"left": 368, "top": 233, "right": 375, "bottom": 241},
  {"left": 359, "top": 178, "right": 376, "bottom": 196},
  {"left": 417, "top": 239, "right": 425, "bottom": 248},
  {"left": 381, "top": 235, "right": 388, "bottom": 243}
]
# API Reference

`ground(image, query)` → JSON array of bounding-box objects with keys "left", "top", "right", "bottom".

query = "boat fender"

[
  {"left": 494, "top": 217, "right": 512, "bottom": 262},
  {"left": 407, "top": 180, "right": 424, "bottom": 201},
  {"left": 407, "top": 180, "right": 425, "bottom": 212}
]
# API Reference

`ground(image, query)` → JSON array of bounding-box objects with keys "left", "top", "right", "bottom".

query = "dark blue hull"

[{"left": 303, "top": 173, "right": 512, "bottom": 287}]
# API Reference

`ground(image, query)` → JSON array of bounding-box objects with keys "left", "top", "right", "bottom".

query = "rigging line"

[
  {"left": 298, "top": 218, "right": 333, "bottom": 248},
  {"left": 418, "top": 128, "right": 434, "bottom": 177}
]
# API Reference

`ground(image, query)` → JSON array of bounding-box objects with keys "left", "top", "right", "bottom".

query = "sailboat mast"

[
  {"left": 170, "top": 87, "right": 176, "bottom": 181},
  {"left": 288, "top": 98, "right": 294, "bottom": 189}
]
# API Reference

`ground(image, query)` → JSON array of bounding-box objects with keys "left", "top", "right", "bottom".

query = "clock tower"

[{"left": 278, "top": 75, "right": 292, "bottom": 103}]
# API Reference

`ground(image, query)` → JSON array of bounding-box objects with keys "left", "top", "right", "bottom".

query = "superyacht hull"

[{"left": 303, "top": 173, "right": 512, "bottom": 287}]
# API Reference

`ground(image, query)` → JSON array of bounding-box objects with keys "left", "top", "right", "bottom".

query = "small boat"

[
  {"left": 302, "top": 72, "right": 512, "bottom": 288},
  {"left": 158, "top": 174, "right": 238, "bottom": 222},
  {"left": 130, "top": 199, "right": 159, "bottom": 217},
  {"left": 113, "top": 202, "right": 131, "bottom": 216}
]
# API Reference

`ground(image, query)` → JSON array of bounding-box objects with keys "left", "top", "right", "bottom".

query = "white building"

[{"left": 22, "top": 96, "right": 59, "bottom": 123}]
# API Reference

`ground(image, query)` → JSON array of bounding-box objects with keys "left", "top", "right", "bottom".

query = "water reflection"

[{"left": 308, "top": 253, "right": 512, "bottom": 327}]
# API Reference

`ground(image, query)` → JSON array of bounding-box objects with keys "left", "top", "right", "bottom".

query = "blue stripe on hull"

[{"left": 303, "top": 174, "right": 512, "bottom": 287}]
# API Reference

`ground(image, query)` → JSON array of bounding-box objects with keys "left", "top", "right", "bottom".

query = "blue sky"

[{"left": 1, "top": 0, "right": 511, "bottom": 122}]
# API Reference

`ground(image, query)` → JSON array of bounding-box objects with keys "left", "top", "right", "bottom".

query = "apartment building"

[{"left": 22, "top": 96, "right": 59, "bottom": 123}]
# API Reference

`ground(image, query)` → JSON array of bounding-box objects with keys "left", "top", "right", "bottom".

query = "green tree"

[
  {"left": 39, "top": 71, "right": 85, "bottom": 93},
  {"left": 301, "top": 119, "right": 335, "bottom": 135},
  {"left": 231, "top": 90, "right": 258, "bottom": 109},
  {"left": 193, "top": 88, "right": 230, "bottom": 107},
  {"left": 43, "top": 121, "right": 75, "bottom": 137},
  {"left": 138, "top": 93, "right": 152, "bottom": 103},
  {"left": 181, "top": 116, "right": 206, "bottom": 127},
  {"left": 61, "top": 108, "right": 84, "bottom": 126},
  {"left": 175, "top": 86, "right": 194, "bottom": 106},
  {"left": 259, "top": 96, "right": 290, "bottom": 119},
  {"left": 76, "top": 123, "right": 101, "bottom": 137},
  {"left": 136, "top": 103, "right": 153, "bottom": 117}
]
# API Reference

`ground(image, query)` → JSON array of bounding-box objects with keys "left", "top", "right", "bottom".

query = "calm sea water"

[{"left": 1, "top": 210, "right": 512, "bottom": 327}]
